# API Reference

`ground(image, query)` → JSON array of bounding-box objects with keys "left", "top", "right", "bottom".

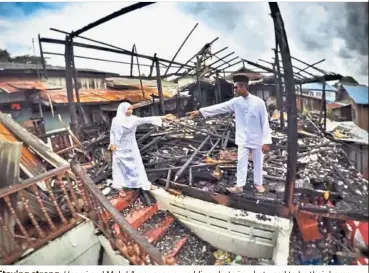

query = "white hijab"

[{"left": 114, "top": 102, "right": 138, "bottom": 130}]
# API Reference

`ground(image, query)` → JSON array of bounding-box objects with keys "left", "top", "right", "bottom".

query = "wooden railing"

[
  {"left": 0, "top": 165, "right": 81, "bottom": 264},
  {"left": 0, "top": 164, "right": 174, "bottom": 265}
]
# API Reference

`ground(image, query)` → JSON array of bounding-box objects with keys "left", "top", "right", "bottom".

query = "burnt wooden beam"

[
  {"left": 40, "top": 37, "right": 194, "bottom": 69},
  {"left": 131, "top": 44, "right": 145, "bottom": 99},
  {"left": 259, "top": 58, "right": 305, "bottom": 80},
  {"left": 272, "top": 57, "right": 315, "bottom": 77},
  {"left": 65, "top": 36, "right": 80, "bottom": 138},
  {"left": 173, "top": 47, "right": 228, "bottom": 82},
  {"left": 273, "top": 43, "right": 285, "bottom": 129},
  {"left": 38, "top": 34, "right": 48, "bottom": 79},
  {"left": 43, "top": 52, "right": 183, "bottom": 69},
  {"left": 130, "top": 44, "right": 135, "bottom": 77},
  {"left": 207, "top": 60, "right": 242, "bottom": 77},
  {"left": 269, "top": 2, "right": 297, "bottom": 214},
  {"left": 173, "top": 37, "right": 219, "bottom": 74},
  {"left": 164, "top": 23, "right": 198, "bottom": 77},
  {"left": 295, "top": 58, "right": 325, "bottom": 74},
  {"left": 276, "top": 50, "right": 328, "bottom": 75},
  {"left": 207, "top": 52, "right": 235, "bottom": 67},
  {"left": 69, "top": 3, "right": 155, "bottom": 38},
  {"left": 155, "top": 57, "right": 165, "bottom": 114}
]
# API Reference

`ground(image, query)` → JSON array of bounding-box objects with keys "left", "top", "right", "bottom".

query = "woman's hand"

[
  {"left": 108, "top": 144, "right": 117, "bottom": 152},
  {"left": 162, "top": 114, "right": 176, "bottom": 121}
]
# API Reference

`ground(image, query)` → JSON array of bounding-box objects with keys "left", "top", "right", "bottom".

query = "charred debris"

[{"left": 0, "top": 2, "right": 368, "bottom": 266}]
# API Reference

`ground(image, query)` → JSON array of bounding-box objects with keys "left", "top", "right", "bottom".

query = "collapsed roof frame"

[
  {"left": 38, "top": 2, "right": 242, "bottom": 137},
  {"left": 36, "top": 2, "right": 363, "bottom": 221}
]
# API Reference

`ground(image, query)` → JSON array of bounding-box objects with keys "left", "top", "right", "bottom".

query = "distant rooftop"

[
  {"left": 0, "top": 62, "right": 119, "bottom": 76},
  {"left": 301, "top": 82, "right": 337, "bottom": 92},
  {"left": 341, "top": 84, "right": 368, "bottom": 105}
]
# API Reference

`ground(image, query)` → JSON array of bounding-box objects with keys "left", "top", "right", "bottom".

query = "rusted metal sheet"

[
  {"left": 0, "top": 81, "right": 49, "bottom": 93},
  {"left": 0, "top": 140, "right": 21, "bottom": 256},
  {"left": 0, "top": 111, "right": 69, "bottom": 169},
  {"left": 40, "top": 86, "right": 173, "bottom": 104},
  {"left": 0, "top": 123, "right": 46, "bottom": 176}
]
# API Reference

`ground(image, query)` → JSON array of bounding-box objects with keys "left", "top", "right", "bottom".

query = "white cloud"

[{"left": 1, "top": 2, "right": 367, "bottom": 85}]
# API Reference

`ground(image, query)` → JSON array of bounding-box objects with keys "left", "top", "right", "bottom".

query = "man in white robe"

[
  {"left": 109, "top": 102, "right": 171, "bottom": 191},
  {"left": 187, "top": 74, "right": 272, "bottom": 193}
]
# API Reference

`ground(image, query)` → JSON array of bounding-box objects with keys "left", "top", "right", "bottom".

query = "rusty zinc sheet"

[
  {"left": 0, "top": 123, "right": 46, "bottom": 176},
  {"left": 0, "top": 80, "right": 49, "bottom": 93},
  {"left": 40, "top": 86, "right": 173, "bottom": 104}
]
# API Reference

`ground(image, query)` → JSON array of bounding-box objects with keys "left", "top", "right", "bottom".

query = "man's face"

[{"left": 234, "top": 83, "right": 248, "bottom": 97}]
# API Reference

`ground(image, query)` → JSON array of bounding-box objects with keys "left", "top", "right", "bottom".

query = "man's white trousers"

[{"left": 236, "top": 146, "right": 263, "bottom": 187}]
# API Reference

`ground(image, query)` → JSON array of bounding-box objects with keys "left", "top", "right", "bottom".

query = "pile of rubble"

[{"left": 77, "top": 110, "right": 369, "bottom": 265}]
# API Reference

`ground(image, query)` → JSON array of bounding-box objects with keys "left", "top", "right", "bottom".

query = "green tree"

[
  {"left": 0, "top": 49, "right": 45, "bottom": 64},
  {"left": 12, "top": 54, "right": 44, "bottom": 65},
  {"left": 0, "top": 49, "right": 11, "bottom": 62}
]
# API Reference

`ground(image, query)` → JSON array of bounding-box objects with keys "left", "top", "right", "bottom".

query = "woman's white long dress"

[{"left": 110, "top": 116, "right": 162, "bottom": 191}]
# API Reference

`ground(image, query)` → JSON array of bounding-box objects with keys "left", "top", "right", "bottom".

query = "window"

[{"left": 316, "top": 91, "right": 322, "bottom": 97}]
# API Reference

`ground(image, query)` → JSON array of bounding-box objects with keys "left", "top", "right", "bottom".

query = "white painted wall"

[
  {"left": 47, "top": 76, "right": 106, "bottom": 90},
  {"left": 16, "top": 221, "right": 100, "bottom": 265},
  {"left": 15, "top": 220, "right": 130, "bottom": 266}
]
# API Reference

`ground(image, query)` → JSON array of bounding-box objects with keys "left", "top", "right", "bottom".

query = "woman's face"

[{"left": 125, "top": 106, "right": 133, "bottom": 116}]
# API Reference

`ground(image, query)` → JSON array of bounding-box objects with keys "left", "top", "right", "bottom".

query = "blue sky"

[
  {"left": 0, "top": 2, "right": 66, "bottom": 17},
  {"left": 0, "top": 2, "right": 367, "bottom": 84}
]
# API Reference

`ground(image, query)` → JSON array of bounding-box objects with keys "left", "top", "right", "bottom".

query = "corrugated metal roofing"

[
  {"left": 0, "top": 62, "right": 118, "bottom": 76},
  {"left": 302, "top": 82, "right": 337, "bottom": 92},
  {"left": 0, "top": 81, "right": 48, "bottom": 93},
  {"left": 106, "top": 77, "right": 179, "bottom": 95},
  {"left": 41, "top": 87, "right": 173, "bottom": 104},
  {"left": 0, "top": 80, "right": 62, "bottom": 93},
  {"left": 342, "top": 84, "right": 368, "bottom": 105},
  {"left": 327, "top": 102, "right": 350, "bottom": 110}
]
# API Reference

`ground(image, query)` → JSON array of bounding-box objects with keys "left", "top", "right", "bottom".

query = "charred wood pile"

[{"left": 76, "top": 110, "right": 368, "bottom": 265}]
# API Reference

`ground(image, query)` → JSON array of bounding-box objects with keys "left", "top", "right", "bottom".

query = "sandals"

[
  {"left": 226, "top": 185, "right": 266, "bottom": 194},
  {"left": 255, "top": 185, "right": 266, "bottom": 193},
  {"left": 226, "top": 186, "right": 243, "bottom": 193}
]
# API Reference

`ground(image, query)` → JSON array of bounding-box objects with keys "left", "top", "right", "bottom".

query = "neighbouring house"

[
  {"left": 300, "top": 82, "right": 337, "bottom": 102},
  {"left": 0, "top": 62, "right": 118, "bottom": 89},
  {"left": 37, "top": 84, "right": 173, "bottom": 134},
  {"left": 336, "top": 84, "right": 369, "bottom": 131},
  {"left": 326, "top": 120, "right": 368, "bottom": 176},
  {"left": 327, "top": 101, "right": 352, "bottom": 121},
  {"left": 0, "top": 62, "right": 120, "bottom": 133}
]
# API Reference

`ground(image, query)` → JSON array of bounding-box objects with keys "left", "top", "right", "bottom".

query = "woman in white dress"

[{"left": 108, "top": 102, "right": 171, "bottom": 191}]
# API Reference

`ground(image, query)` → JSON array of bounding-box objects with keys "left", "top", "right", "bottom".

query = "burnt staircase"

[{"left": 103, "top": 189, "right": 217, "bottom": 265}]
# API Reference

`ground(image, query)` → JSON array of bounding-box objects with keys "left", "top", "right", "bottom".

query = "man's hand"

[
  {"left": 186, "top": 110, "right": 201, "bottom": 119},
  {"left": 262, "top": 144, "right": 270, "bottom": 154},
  {"left": 108, "top": 144, "right": 117, "bottom": 152}
]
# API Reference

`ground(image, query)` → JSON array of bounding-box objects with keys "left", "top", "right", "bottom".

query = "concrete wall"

[
  {"left": 15, "top": 220, "right": 131, "bottom": 265},
  {"left": 16, "top": 221, "right": 101, "bottom": 265}
]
